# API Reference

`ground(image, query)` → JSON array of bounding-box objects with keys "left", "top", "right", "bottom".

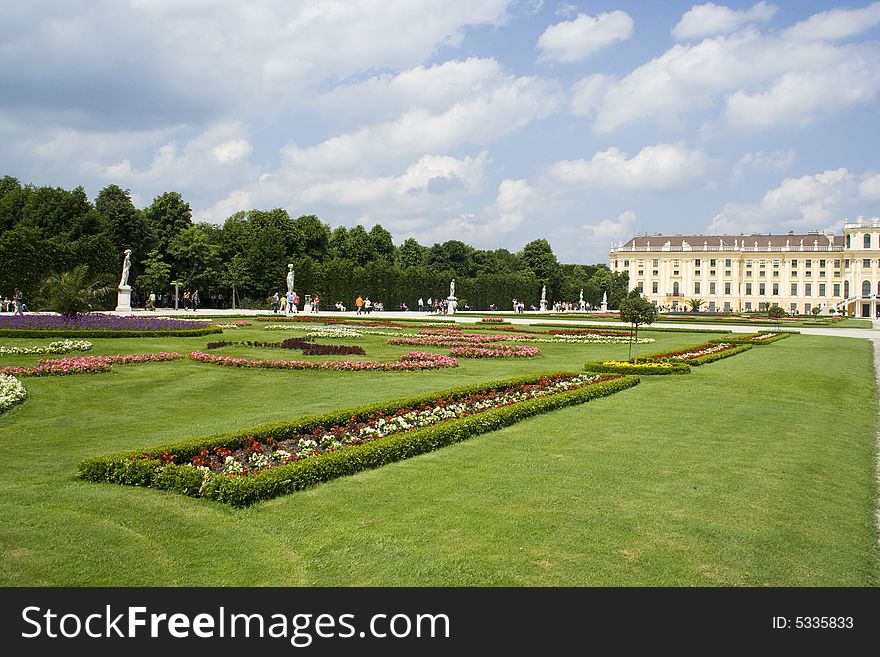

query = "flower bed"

[
  {"left": 255, "top": 316, "right": 409, "bottom": 328},
  {"left": 450, "top": 345, "right": 540, "bottom": 358},
  {"left": 584, "top": 360, "right": 691, "bottom": 375},
  {"left": 0, "top": 339, "right": 93, "bottom": 355},
  {"left": 0, "top": 352, "right": 183, "bottom": 377},
  {"left": 646, "top": 342, "right": 754, "bottom": 365},
  {"left": 0, "top": 373, "right": 27, "bottom": 413},
  {"left": 709, "top": 332, "right": 792, "bottom": 345},
  {"left": 206, "top": 339, "right": 366, "bottom": 356},
  {"left": 78, "top": 371, "right": 639, "bottom": 506},
  {"left": 0, "top": 314, "right": 220, "bottom": 338},
  {"left": 215, "top": 321, "right": 253, "bottom": 328},
  {"left": 190, "top": 350, "right": 457, "bottom": 372},
  {"left": 480, "top": 317, "right": 506, "bottom": 323}
]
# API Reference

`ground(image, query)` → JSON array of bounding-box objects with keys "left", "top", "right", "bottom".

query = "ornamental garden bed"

[
  {"left": 583, "top": 360, "right": 691, "bottom": 375},
  {"left": 0, "top": 352, "right": 184, "bottom": 377},
  {"left": 78, "top": 371, "right": 639, "bottom": 506},
  {"left": 709, "top": 332, "right": 794, "bottom": 344},
  {"left": 0, "top": 373, "right": 27, "bottom": 413},
  {"left": 206, "top": 338, "right": 366, "bottom": 356},
  {"left": 0, "top": 315, "right": 221, "bottom": 338},
  {"left": 646, "top": 342, "right": 753, "bottom": 365},
  {"left": 190, "top": 350, "right": 457, "bottom": 372}
]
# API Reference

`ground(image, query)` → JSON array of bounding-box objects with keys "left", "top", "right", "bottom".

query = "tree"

[
  {"left": 767, "top": 304, "right": 786, "bottom": 328},
  {"left": 396, "top": 237, "right": 428, "bottom": 268},
  {"left": 619, "top": 290, "right": 658, "bottom": 361},
  {"left": 143, "top": 191, "right": 192, "bottom": 256},
  {"left": 292, "top": 214, "right": 331, "bottom": 259},
  {"left": 135, "top": 249, "right": 172, "bottom": 296},
  {"left": 167, "top": 224, "right": 222, "bottom": 292},
  {"left": 368, "top": 224, "right": 396, "bottom": 261},
  {"left": 39, "top": 265, "right": 112, "bottom": 316},
  {"left": 688, "top": 297, "right": 704, "bottom": 312},
  {"left": 520, "top": 239, "right": 561, "bottom": 294},
  {"left": 95, "top": 184, "right": 151, "bottom": 256},
  {"left": 221, "top": 254, "right": 253, "bottom": 310}
]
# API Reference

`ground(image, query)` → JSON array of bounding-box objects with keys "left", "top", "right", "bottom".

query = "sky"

[{"left": 2, "top": 0, "right": 880, "bottom": 264}]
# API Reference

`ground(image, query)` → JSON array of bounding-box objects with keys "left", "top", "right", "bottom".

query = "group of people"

[
  {"left": 0, "top": 289, "right": 25, "bottom": 314},
  {"left": 271, "top": 291, "right": 325, "bottom": 313}
]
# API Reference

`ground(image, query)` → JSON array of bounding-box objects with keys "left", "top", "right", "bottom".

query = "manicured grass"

[{"left": 0, "top": 325, "right": 876, "bottom": 585}]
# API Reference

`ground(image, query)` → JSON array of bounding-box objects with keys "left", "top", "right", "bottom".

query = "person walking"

[
  {"left": 312, "top": 294, "right": 320, "bottom": 313},
  {"left": 287, "top": 291, "right": 295, "bottom": 314},
  {"left": 13, "top": 288, "right": 23, "bottom": 315},
  {"left": 183, "top": 290, "right": 191, "bottom": 310},
  {"left": 293, "top": 292, "right": 300, "bottom": 313},
  {"left": 191, "top": 289, "right": 199, "bottom": 312},
  {"left": 418, "top": 297, "right": 424, "bottom": 312},
  {"left": 355, "top": 295, "right": 364, "bottom": 315},
  {"left": 272, "top": 292, "right": 280, "bottom": 313}
]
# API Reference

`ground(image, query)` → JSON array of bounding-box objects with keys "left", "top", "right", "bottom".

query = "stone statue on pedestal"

[
  {"left": 600, "top": 291, "right": 608, "bottom": 312},
  {"left": 119, "top": 249, "right": 132, "bottom": 287},
  {"left": 286, "top": 264, "right": 295, "bottom": 296}
]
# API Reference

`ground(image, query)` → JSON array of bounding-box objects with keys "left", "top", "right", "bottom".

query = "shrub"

[{"left": 584, "top": 360, "right": 690, "bottom": 375}]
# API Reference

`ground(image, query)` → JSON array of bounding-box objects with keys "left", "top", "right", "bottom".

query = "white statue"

[
  {"left": 579, "top": 289, "right": 584, "bottom": 303},
  {"left": 286, "top": 264, "right": 295, "bottom": 295},
  {"left": 119, "top": 249, "right": 132, "bottom": 287},
  {"left": 602, "top": 291, "right": 607, "bottom": 304},
  {"left": 541, "top": 285, "right": 546, "bottom": 301},
  {"left": 449, "top": 278, "right": 456, "bottom": 298}
]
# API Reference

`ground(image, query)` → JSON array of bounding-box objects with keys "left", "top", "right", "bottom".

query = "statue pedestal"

[
  {"left": 115, "top": 286, "right": 132, "bottom": 314},
  {"left": 540, "top": 301, "right": 547, "bottom": 312},
  {"left": 600, "top": 302, "right": 608, "bottom": 312},
  {"left": 446, "top": 296, "right": 457, "bottom": 315}
]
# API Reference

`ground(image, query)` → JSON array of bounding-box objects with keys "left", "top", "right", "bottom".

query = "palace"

[{"left": 609, "top": 216, "right": 880, "bottom": 318}]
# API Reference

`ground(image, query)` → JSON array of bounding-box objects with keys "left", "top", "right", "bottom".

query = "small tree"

[
  {"left": 767, "top": 304, "right": 786, "bottom": 328},
  {"left": 222, "top": 254, "right": 253, "bottom": 310},
  {"left": 619, "top": 290, "right": 658, "bottom": 361},
  {"left": 811, "top": 306, "right": 821, "bottom": 316},
  {"left": 39, "top": 265, "right": 112, "bottom": 317},
  {"left": 136, "top": 249, "right": 171, "bottom": 298},
  {"left": 687, "top": 297, "right": 704, "bottom": 313}
]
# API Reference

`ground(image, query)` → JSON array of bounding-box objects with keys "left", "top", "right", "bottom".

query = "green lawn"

[{"left": 0, "top": 323, "right": 876, "bottom": 585}]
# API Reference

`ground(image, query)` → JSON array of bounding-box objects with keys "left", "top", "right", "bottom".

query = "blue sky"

[{"left": 2, "top": 0, "right": 879, "bottom": 263}]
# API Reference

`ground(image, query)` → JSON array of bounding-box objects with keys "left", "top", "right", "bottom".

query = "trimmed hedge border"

[
  {"left": 0, "top": 327, "right": 222, "bottom": 339},
  {"left": 709, "top": 332, "right": 793, "bottom": 345},
  {"left": 684, "top": 343, "right": 753, "bottom": 365},
  {"left": 584, "top": 361, "right": 691, "bottom": 375},
  {"left": 78, "top": 371, "right": 639, "bottom": 507}
]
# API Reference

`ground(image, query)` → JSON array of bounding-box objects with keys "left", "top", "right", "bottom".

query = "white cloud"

[
  {"left": 783, "top": 2, "right": 880, "bottom": 41},
  {"left": 730, "top": 149, "right": 795, "bottom": 182},
  {"left": 672, "top": 2, "right": 777, "bottom": 41},
  {"left": 572, "top": 27, "right": 880, "bottom": 133},
  {"left": 583, "top": 210, "right": 637, "bottom": 241},
  {"left": 725, "top": 58, "right": 880, "bottom": 129},
  {"left": 537, "top": 11, "right": 634, "bottom": 63},
  {"left": 545, "top": 143, "right": 710, "bottom": 193},
  {"left": 708, "top": 167, "right": 859, "bottom": 234},
  {"left": 0, "top": 0, "right": 513, "bottom": 128},
  {"left": 282, "top": 73, "right": 562, "bottom": 173},
  {"left": 859, "top": 173, "right": 880, "bottom": 200}
]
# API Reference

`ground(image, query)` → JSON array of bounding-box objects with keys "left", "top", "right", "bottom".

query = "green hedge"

[
  {"left": 78, "top": 372, "right": 639, "bottom": 506},
  {"left": 685, "top": 343, "right": 753, "bottom": 365},
  {"left": 0, "top": 327, "right": 222, "bottom": 339},
  {"left": 584, "top": 361, "right": 690, "bottom": 375}
]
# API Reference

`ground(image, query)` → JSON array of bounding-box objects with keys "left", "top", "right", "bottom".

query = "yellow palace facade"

[{"left": 608, "top": 217, "right": 880, "bottom": 318}]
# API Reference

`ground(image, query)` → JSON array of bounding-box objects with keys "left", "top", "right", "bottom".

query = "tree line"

[{"left": 0, "top": 176, "right": 629, "bottom": 311}]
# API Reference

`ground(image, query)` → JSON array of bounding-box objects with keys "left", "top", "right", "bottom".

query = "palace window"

[
  {"left": 833, "top": 259, "right": 840, "bottom": 268},
  {"left": 710, "top": 259, "right": 716, "bottom": 267},
  {"left": 862, "top": 280, "right": 871, "bottom": 297},
  {"left": 725, "top": 259, "right": 731, "bottom": 267},
  {"left": 746, "top": 283, "right": 752, "bottom": 295},
  {"left": 724, "top": 282, "right": 731, "bottom": 295},
  {"left": 725, "top": 270, "right": 731, "bottom": 277},
  {"left": 844, "top": 280, "right": 850, "bottom": 297},
  {"left": 805, "top": 259, "right": 812, "bottom": 268},
  {"left": 804, "top": 303, "right": 811, "bottom": 314},
  {"left": 819, "top": 259, "right": 826, "bottom": 268},
  {"left": 791, "top": 283, "right": 797, "bottom": 295},
  {"left": 790, "top": 303, "right": 797, "bottom": 312},
  {"left": 652, "top": 281, "right": 658, "bottom": 293},
  {"left": 652, "top": 259, "right": 659, "bottom": 267},
  {"left": 759, "top": 283, "right": 766, "bottom": 295},
  {"left": 623, "top": 260, "right": 629, "bottom": 267},
  {"left": 863, "top": 259, "right": 871, "bottom": 268},
  {"left": 772, "top": 283, "right": 779, "bottom": 295},
  {"left": 694, "top": 258, "right": 701, "bottom": 267},
  {"left": 637, "top": 282, "right": 644, "bottom": 292},
  {"left": 745, "top": 302, "right": 752, "bottom": 311},
  {"left": 833, "top": 283, "right": 840, "bottom": 297},
  {"left": 805, "top": 283, "right": 812, "bottom": 296},
  {"left": 819, "top": 283, "right": 826, "bottom": 296},
  {"left": 864, "top": 234, "right": 872, "bottom": 248},
  {"left": 791, "top": 259, "right": 797, "bottom": 267},
  {"left": 694, "top": 282, "right": 701, "bottom": 294},
  {"left": 709, "top": 282, "right": 716, "bottom": 294}
]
